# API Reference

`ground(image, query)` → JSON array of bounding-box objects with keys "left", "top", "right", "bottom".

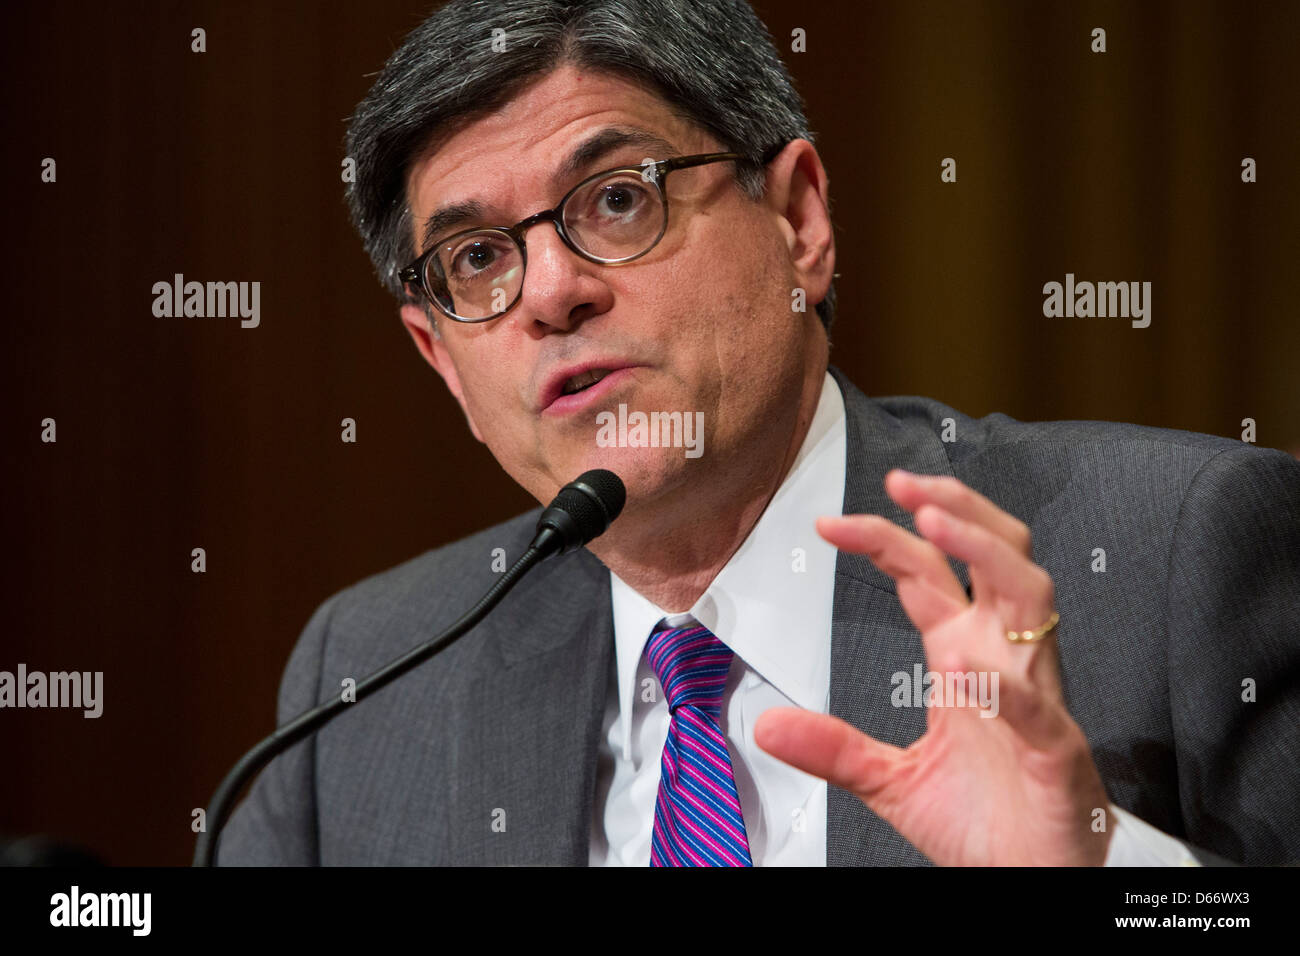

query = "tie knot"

[{"left": 644, "top": 624, "right": 733, "bottom": 717}]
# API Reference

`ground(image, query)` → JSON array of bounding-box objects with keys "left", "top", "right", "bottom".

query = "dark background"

[{"left": 3, "top": 0, "right": 1296, "bottom": 865}]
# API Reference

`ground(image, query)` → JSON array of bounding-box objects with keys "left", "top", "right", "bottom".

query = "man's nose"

[{"left": 512, "top": 221, "right": 614, "bottom": 334}]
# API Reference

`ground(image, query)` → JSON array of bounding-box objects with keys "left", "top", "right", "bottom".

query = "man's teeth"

[{"left": 561, "top": 368, "right": 612, "bottom": 395}]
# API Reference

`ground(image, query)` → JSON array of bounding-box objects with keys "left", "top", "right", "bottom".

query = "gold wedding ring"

[{"left": 1005, "top": 610, "right": 1059, "bottom": 644}]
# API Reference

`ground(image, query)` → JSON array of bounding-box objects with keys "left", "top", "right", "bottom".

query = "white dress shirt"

[{"left": 588, "top": 371, "right": 1201, "bottom": 866}]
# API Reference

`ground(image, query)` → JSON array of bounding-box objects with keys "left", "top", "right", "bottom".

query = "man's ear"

[
  {"left": 763, "top": 139, "right": 835, "bottom": 315},
  {"left": 399, "top": 302, "right": 485, "bottom": 443}
]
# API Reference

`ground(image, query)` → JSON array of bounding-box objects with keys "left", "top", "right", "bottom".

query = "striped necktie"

[{"left": 645, "top": 622, "right": 753, "bottom": 866}]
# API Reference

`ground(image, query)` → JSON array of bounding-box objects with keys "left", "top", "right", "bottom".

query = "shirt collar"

[{"left": 608, "top": 371, "right": 847, "bottom": 760}]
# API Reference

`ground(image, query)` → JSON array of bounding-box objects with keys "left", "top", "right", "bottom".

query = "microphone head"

[
  {"left": 532, "top": 469, "right": 626, "bottom": 557},
  {"left": 565, "top": 469, "right": 626, "bottom": 530}
]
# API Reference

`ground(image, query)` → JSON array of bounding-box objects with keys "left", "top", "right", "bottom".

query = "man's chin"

[{"left": 558, "top": 443, "right": 702, "bottom": 509}]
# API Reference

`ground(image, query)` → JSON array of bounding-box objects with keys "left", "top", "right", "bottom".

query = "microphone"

[
  {"left": 193, "top": 469, "right": 625, "bottom": 867},
  {"left": 529, "top": 468, "right": 626, "bottom": 558}
]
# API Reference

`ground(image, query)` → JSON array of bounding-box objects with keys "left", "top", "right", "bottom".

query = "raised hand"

[{"left": 754, "top": 469, "right": 1113, "bottom": 865}]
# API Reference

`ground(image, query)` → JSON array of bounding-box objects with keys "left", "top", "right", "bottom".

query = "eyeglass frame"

[{"left": 397, "top": 149, "right": 770, "bottom": 323}]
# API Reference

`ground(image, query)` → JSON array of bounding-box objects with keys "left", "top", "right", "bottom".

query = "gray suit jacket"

[{"left": 215, "top": 366, "right": 1300, "bottom": 865}]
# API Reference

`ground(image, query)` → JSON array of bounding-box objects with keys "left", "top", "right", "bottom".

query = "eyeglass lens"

[{"left": 426, "top": 168, "right": 666, "bottom": 320}]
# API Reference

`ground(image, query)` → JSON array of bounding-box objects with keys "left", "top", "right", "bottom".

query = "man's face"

[{"left": 402, "top": 63, "right": 828, "bottom": 515}]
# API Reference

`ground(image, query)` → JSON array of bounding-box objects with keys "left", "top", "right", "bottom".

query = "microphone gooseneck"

[{"left": 194, "top": 469, "right": 625, "bottom": 867}]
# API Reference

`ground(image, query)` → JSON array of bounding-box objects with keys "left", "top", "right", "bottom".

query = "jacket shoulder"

[
  {"left": 340, "top": 507, "right": 541, "bottom": 613},
  {"left": 303, "top": 507, "right": 543, "bottom": 680},
  {"left": 874, "top": 394, "right": 1246, "bottom": 458},
  {"left": 866, "top": 393, "right": 1293, "bottom": 484}
]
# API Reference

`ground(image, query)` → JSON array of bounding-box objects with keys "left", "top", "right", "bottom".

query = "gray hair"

[{"left": 344, "top": 0, "right": 836, "bottom": 330}]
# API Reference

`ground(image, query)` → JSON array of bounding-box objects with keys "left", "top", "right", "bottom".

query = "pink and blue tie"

[{"left": 646, "top": 623, "right": 753, "bottom": 866}]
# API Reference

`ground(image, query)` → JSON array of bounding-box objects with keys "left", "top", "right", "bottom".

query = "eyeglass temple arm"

[
  {"left": 655, "top": 152, "right": 746, "bottom": 180},
  {"left": 657, "top": 141, "right": 790, "bottom": 178}
]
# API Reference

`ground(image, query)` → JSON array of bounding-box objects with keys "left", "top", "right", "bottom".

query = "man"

[{"left": 214, "top": 0, "right": 1300, "bottom": 865}]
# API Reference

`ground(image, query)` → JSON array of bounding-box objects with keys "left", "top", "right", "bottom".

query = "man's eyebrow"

[
  {"left": 416, "top": 126, "right": 679, "bottom": 254},
  {"left": 552, "top": 126, "right": 679, "bottom": 186},
  {"left": 418, "top": 200, "right": 488, "bottom": 255}
]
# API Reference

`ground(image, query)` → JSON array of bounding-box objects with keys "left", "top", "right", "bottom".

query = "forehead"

[{"left": 403, "top": 66, "right": 707, "bottom": 241}]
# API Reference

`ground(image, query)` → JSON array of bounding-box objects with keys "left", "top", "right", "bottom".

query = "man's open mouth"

[{"left": 561, "top": 368, "right": 614, "bottom": 395}]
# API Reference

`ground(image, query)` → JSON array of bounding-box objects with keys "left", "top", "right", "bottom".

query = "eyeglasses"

[{"left": 398, "top": 152, "right": 749, "bottom": 323}]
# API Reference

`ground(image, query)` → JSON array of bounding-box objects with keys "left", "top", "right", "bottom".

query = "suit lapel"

[
  {"left": 825, "top": 366, "right": 962, "bottom": 865},
  {"left": 449, "top": 546, "right": 614, "bottom": 864}
]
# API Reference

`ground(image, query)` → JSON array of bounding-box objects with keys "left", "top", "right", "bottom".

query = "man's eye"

[
  {"left": 594, "top": 182, "right": 650, "bottom": 219},
  {"left": 448, "top": 238, "right": 508, "bottom": 279}
]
